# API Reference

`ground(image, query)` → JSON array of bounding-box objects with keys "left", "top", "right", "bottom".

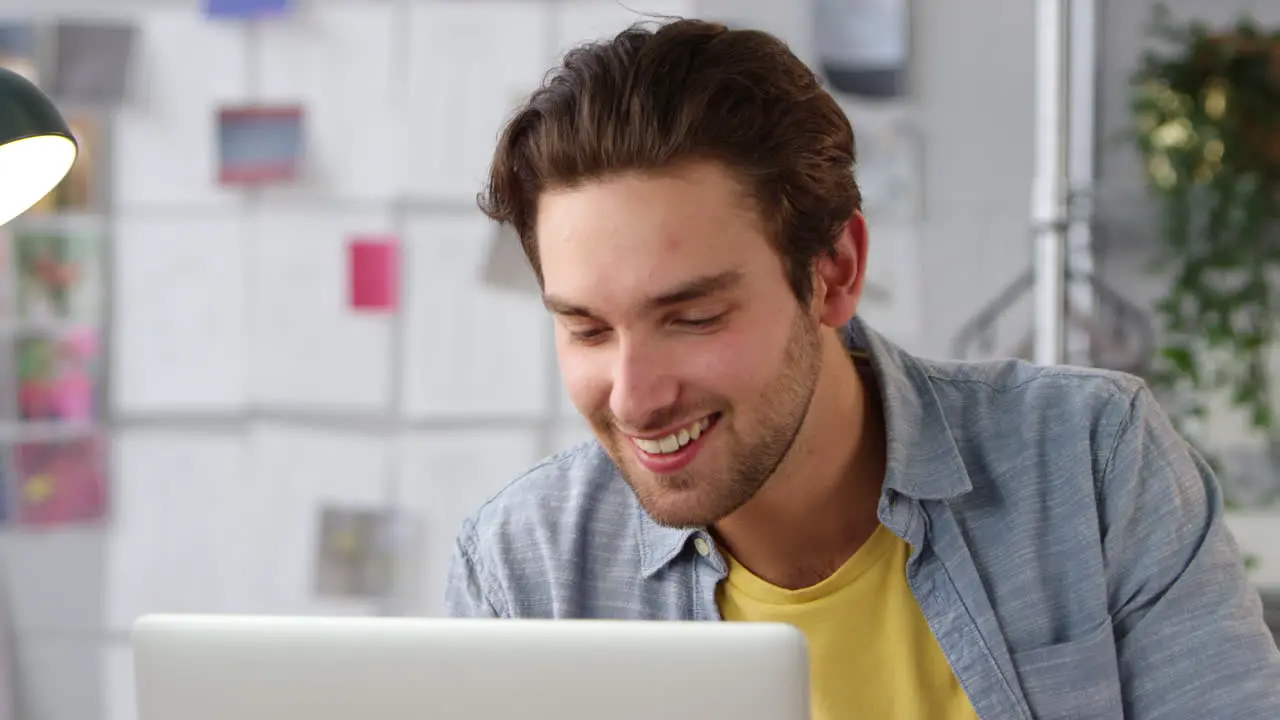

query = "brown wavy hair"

[{"left": 478, "top": 18, "right": 860, "bottom": 303}]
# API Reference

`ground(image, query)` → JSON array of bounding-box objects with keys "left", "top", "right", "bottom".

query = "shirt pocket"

[{"left": 1009, "top": 620, "right": 1124, "bottom": 720}]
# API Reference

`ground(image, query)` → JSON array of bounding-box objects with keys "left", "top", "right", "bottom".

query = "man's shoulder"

[
  {"left": 899, "top": 353, "right": 1152, "bottom": 508},
  {"left": 456, "top": 438, "right": 640, "bottom": 556},
  {"left": 450, "top": 439, "right": 652, "bottom": 617},
  {"left": 916, "top": 354, "right": 1146, "bottom": 430}
]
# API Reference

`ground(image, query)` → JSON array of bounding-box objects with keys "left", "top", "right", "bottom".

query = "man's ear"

[{"left": 810, "top": 213, "right": 868, "bottom": 328}]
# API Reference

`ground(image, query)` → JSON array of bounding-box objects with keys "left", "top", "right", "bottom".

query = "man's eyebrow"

[
  {"left": 643, "top": 269, "right": 744, "bottom": 311},
  {"left": 541, "top": 269, "right": 745, "bottom": 318},
  {"left": 542, "top": 294, "right": 593, "bottom": 318}
]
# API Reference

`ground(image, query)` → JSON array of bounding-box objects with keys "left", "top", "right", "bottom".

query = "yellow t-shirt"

[{"left": 716, "top": 524, "right": 979, "bottom": 720}]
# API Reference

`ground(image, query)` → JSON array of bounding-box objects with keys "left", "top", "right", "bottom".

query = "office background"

[{"left": 0, "top": 1, "right": 1274, "bottom": 718}]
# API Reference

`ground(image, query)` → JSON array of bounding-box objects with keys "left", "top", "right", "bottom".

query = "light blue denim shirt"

[{"left": 445, "top": 319, "right": 1280, "bottom": 718}]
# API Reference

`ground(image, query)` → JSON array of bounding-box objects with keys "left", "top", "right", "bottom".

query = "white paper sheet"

[
  {"left": 111, "top": 214, "right": 249, "bottom": 415},
  {"left": 257, "top": 4, "right": 403, "bottom": 202},
  {"left": 112, "top": 7, "right": 248, "bottom": 210},
  {"left": 394, "top": 428, "right": 540, "bottom": 615},
  {"left": 248, "top": 424, "right": 393, "bottom": 615},
  {"left": 104, "top": 430, "right": 256, "bottom": 631},
  {"left": 401, "top": 215, "right": 552, "bottom": 420},
  {"left": 247, "top": 208, "right": 395, "bottom": 413},
  {"left": 404, "top": 1, "right": 551, "bottom": 202}
]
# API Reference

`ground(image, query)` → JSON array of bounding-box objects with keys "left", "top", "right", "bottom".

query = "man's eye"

[
  {"left": 569, "top": 327, "right": 609, "bottom": 344},
  {"left": 677, "top": 313, "right": 726, "bottom": 329}
]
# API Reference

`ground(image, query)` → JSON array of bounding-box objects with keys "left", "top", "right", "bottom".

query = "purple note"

[{"left": 204, "top": 0, "right": 290, "bottom": 18}]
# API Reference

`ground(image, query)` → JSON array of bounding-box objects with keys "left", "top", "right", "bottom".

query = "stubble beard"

[{"left": 596, "top": 310, "right": 824, "bottom": 528}]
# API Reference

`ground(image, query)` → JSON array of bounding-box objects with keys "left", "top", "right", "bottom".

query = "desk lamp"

[{"left": 0, "top": 66, "right": 77, "bottom": 227}]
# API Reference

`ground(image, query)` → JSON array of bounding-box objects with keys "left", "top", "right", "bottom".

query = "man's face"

[{"left": 537, "top": 161, "right": 825, "bottom": 528}]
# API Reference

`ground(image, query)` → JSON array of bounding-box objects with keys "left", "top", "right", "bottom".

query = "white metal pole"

[
  {"left": 1032, "top": 0, "right": 1071, "bottom": 366},
  {"left": 1065, "top": 0, "right": 1097, "bottom": 367}
]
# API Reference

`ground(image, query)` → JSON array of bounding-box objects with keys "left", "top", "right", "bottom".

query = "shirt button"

[{"left": 693, "top": 536, "right": 712, "bottom": 557}]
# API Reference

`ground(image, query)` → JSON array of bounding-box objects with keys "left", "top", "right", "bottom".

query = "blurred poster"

[
  {"left": 314, "top": 505, "right": 408, "bottom": 601},
  {"left": 12, "top": 225, "right": 103, "bottom": 325},
  {"left": 217, "top": 105, "right": 305, "bottom": 185},
  {"left": 50, "top": 21, "right": 136, "bottom": 106},
  {"left": 16, "top": 329, "right": 99, "bottom": 423},
  {"left": 13, "top": 433, "right": 108, "bottom": 527}
]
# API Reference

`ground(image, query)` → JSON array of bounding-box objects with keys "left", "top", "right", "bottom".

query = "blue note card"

[
  {"left": 205, "top": 0, "right": 290, "bottom": 18},
  {"left": 217, "top": 106, "right": 304, "bottom": 184}
]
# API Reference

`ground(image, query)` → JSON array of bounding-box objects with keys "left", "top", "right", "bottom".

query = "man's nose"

[{"left": 609, "top": 339, "right": 679, "bottom": 432}]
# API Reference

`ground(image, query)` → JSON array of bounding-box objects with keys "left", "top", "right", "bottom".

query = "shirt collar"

[{"left": 637, "top": 317, "right": 974, "bottom": 577}]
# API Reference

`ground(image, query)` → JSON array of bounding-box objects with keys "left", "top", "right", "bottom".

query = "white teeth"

[{"left": 632, "top": 417, "right": 712, "bottom": 455}]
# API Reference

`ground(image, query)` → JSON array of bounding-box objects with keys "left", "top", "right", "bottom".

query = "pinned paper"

[
  {"left": 313, "top": 505, "right": 400, "bottom": 600},
  {"left": 217, "top": 105, "right": 305, "bottom": 185},
  {"left": 14, "top": 434, "right": 108, "bottom": 528},
  {"left": 205, "top": 0, "right": 292, "bottom": 18},
  {"left": 347, "top": 236, "right": 398, "bottom": 312},
  {"left": 12, "top": 225, "right": 104, "bottom": 324},
  {"left": 16, "top": 330, "right": 101, "bottom": 423},
  {"left": 49, "top": 21, "right": 136, "bottom": 105}
]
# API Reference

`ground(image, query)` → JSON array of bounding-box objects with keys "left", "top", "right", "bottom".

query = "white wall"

[{"left": 0, "top": 1, "right": 1274, "bottom": 719}]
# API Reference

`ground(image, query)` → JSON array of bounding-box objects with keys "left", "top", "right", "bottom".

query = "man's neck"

[{"left": 712, "top": 333, "right": 887, "bottom": 590}]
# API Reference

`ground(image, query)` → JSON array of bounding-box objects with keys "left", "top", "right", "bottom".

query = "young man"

[{"left": 445, "top": 18, "right": 1280, "bottom": 719}]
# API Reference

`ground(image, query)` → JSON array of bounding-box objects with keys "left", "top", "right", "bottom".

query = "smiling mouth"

[{"left": 629, "top": 414, "right": 720, "bottom": 455}]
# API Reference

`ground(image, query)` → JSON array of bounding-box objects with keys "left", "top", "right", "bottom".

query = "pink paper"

[
  {"left": 15, "top": 434, "right": 108, "bottom": 527},
  {"left": 348, "top": 236, "right": 398, "bottom": 311},
  {"left": 17, "top": 330, "right": 98, "bottom": 423}
]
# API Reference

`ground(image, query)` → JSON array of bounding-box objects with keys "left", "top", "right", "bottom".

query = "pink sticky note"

[{"left": 348, "top": 237, "right": 398, "bottom": 311}]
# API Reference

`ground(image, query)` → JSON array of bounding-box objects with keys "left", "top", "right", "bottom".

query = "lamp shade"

[{"left": 0, "top": 66, "right": 77, "bottom": 227}]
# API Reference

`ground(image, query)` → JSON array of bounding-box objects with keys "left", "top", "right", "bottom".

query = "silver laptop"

[{"left": 132, "top": 614, "right": 809, "bottom": 720}]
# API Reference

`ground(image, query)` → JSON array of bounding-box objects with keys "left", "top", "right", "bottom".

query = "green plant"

[
  {"left": 1131, "top": 6, "right": 1280, "bottom": 448},
  {"left": 1131, "top": 8, "right": 1279, "bottom": 574}
]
